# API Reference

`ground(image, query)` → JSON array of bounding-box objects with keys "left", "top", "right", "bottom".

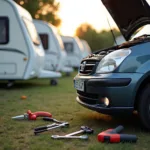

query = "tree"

[
  {"left": 76, "top": 23, "right": 120, "bottom": 51},
  {"left": 14, "top": 0, "right": 61, "bottom": 27}
]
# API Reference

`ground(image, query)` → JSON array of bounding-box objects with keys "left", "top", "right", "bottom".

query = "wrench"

[
  {"left": 51, "top": 135, "right": 88, "bottom": 140},
  {"left": 65, "top": 126, "right": 93, "bottom": 136},
  {"left": 34, "top": 122, "right": 69, "bottom": 135}
]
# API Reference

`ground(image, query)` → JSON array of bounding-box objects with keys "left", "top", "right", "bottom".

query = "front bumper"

[
  {"left": 76, "top": 97, "right": 133, "bottom": 115},
  {"left": 74, "top": 73, "right": 143, "bottom": 115}
]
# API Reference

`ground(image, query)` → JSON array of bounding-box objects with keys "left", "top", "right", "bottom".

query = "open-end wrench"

[
  {"left": 51, "top": 135, "right": 88, "bottom": 140},
  {"left": 65, "top": 126, "right": 93, "bottom": 136},
  {"left": 34, "top": 122, "right": 69, "bottom": 135}
]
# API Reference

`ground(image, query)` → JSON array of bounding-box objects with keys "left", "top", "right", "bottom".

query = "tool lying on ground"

[
  {"left": 12, "top": 110, "right": 52, "bottom": 120},
  {"left": 43, "top": 117, "right": 63, "bottom": 123},
  {"left": 51, "top": 126, "right": 93, "bottom": 140},
  {"left": 98, "top": 125, "right": 138, "bottom": 143},
  {"left": 51, "top": 135, "right": 88, "bottom": 140},
  {"left": 34, "top": 122, "right": 69, "bottom": 135}
]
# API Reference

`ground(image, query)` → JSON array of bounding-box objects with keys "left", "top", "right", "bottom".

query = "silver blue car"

[{"left": 74, "top": 0, "right": 150, "bottom": 129}]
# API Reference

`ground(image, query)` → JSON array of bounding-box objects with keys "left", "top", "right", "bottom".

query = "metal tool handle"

[
  {"left": 34, "top": 123, "right": 68, "bottom": 135},
  {"left": 34, "top": 123, "right": 57, "bottom": 131},
  {"left": 34, "top": 125, "right": 60, "bottom": 135},
  {"left": 51, "top": 135, "right": 88, "bottom": 140},
  {"left": 65, "top": 130, "right": 83, "bottom": 136}
]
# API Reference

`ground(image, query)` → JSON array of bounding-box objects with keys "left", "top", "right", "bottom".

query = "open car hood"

[{"left": 102, "top": 0, "right": 150, "bottom": 40}]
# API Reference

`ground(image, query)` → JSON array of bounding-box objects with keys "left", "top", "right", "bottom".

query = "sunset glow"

[{"left": 56, "top": 0, "right": 117, "bottom": 36}]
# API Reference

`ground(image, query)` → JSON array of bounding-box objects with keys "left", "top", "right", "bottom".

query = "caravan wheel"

[
  {"left": 50, "top": 79, "right": 58, "bottom": 86},
  {"left": 7, "top": 80, "right": 15, "bottom": 88},
  {"left": 66, "top": 72, "right": 71, "bottom": 76}
]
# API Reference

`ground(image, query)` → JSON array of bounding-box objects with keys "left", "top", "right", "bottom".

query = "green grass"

[{"left": 0, "top": 72, "right": 149, "bottom": 150}]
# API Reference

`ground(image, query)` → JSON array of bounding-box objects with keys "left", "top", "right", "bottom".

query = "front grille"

[
  {"left": 79, "top": 60, "right": 98, "bottom": 75},
  {"left": 77, "top": 90, "right": 99, "bottom": 105}
]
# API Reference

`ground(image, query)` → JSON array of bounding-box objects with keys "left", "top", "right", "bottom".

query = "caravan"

[
  {"left": 61, "top": 36, "right": 84, "bottom": 69},
  {"left": 33, "top": 20, "right": 73, "bottom": 75},
  {"left": 0, "top": 0, "right": 61, "bottom": 86}
]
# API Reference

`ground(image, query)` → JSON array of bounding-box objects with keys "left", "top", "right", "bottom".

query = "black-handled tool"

[
  {"left": 34, "top": 123, "right": 57, "bottom": 131},
  {"left": 34, "top": 122, "right": 69, "bottom": 135},
  {"left": 43, "top": 117, "right": 63, "bottom": 123}
]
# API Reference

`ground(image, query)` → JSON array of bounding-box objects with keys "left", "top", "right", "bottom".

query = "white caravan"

[
  {"left": 33, "top": 20, "right": 73, "bottom": 74},
  {"left": 0, "top": 0, "right": 61, "bottom": 86},
  {"left": 81, "top": 40, "right": 92, "bottom": 58},
  {"left": 61, "top": 36, "right": 84, "bottom": 68}
]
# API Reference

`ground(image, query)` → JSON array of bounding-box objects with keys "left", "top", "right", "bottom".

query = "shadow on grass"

[
  {"left": 0, "top": 81, "right": 50, "bottom": 89},
  {"left": 77, "top": 112, "right": 144, "bottom": 133}
]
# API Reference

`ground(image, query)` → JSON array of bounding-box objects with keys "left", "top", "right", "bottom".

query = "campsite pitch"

[{"left": 0, "top": 73, "right": 149, "bottom": 150}]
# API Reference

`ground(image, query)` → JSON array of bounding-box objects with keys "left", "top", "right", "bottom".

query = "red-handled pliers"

[{"left": 12, "top": 110, "right": 52, "bottom": 120}]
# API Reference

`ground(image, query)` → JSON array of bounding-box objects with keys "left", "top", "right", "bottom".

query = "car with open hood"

[{"left": 74, "top": 0, "right": 150, "bottom": 129}]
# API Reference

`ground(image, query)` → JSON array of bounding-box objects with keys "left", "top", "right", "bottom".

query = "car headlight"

[{"left": 96, "top": 49, "right": 131, "bottom": 73}]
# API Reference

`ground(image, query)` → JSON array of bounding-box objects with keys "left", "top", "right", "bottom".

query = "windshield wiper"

[{"left": 133, "top": 34, "right": 150, "bottom": 40}]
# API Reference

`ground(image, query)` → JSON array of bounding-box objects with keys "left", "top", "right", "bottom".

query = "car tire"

[{"left": 138, "top": 84, "right": 150, "bottom": 130}]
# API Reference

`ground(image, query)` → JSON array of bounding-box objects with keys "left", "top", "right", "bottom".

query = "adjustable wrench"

[
  {"left": 34, "top": 122, "right": 69, "bottom": 135},
  {"left": 51, "top": 135, "right": 88, "bottom": 140},
  {"left": 65, "top": 126, "right": 93, "bottom": 136}
]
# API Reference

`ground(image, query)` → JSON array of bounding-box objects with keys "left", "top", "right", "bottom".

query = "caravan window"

[
  {"left": 0, "top": 17, "right": 9, "bottom": 44},
  {"left": 51, "top": 26, "right": 64, "bottom": 50},
  {"left": 23, "top": 17, "right": 40, "bottom": 45},
  {"left": 64, "top": 42, "right": 74, "bottom": 54},
  {"left": 39, "top": 34, "right": 49, "bottom": 50}
]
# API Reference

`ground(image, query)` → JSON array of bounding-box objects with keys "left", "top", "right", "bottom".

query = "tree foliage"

[
  {"left": 76, "top": 23, "right": 121, "bottom": 52},
  {"left": 14, "top": 0, "right": 61, "bottom": 26}
]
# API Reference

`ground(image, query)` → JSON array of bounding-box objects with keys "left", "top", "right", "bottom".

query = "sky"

[{"left": 56, "top": 0, "right": 117, "bottom": 36}]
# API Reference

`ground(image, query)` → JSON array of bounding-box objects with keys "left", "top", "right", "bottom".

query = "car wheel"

[{"left": 138, "top": 84, "right": 150, "bottom": 130}]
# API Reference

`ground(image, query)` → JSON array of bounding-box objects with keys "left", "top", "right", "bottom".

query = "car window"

[
  {"left": 23, "top": 17, "right": 40, "bottom": 45},
  {"left": 0, "top": 17, "right": 9, "bottom": 44},
  {"left": 39, "top": 34, "right": 49, "bottom": 50}
]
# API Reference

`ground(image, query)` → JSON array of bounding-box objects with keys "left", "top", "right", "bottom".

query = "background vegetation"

[
  {"left": 14, "top": 0, "right": 61, "bottom": 26},
  {"left": 76, "top": 23, "right": 121, "bottom": 52},
  {"left": 14, "top": 0, "right": 121, "bottom": 52}
]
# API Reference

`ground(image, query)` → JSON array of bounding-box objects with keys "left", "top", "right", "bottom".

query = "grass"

[{"left": 0, "top": 72, "right": 149, "bottom": 150}]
